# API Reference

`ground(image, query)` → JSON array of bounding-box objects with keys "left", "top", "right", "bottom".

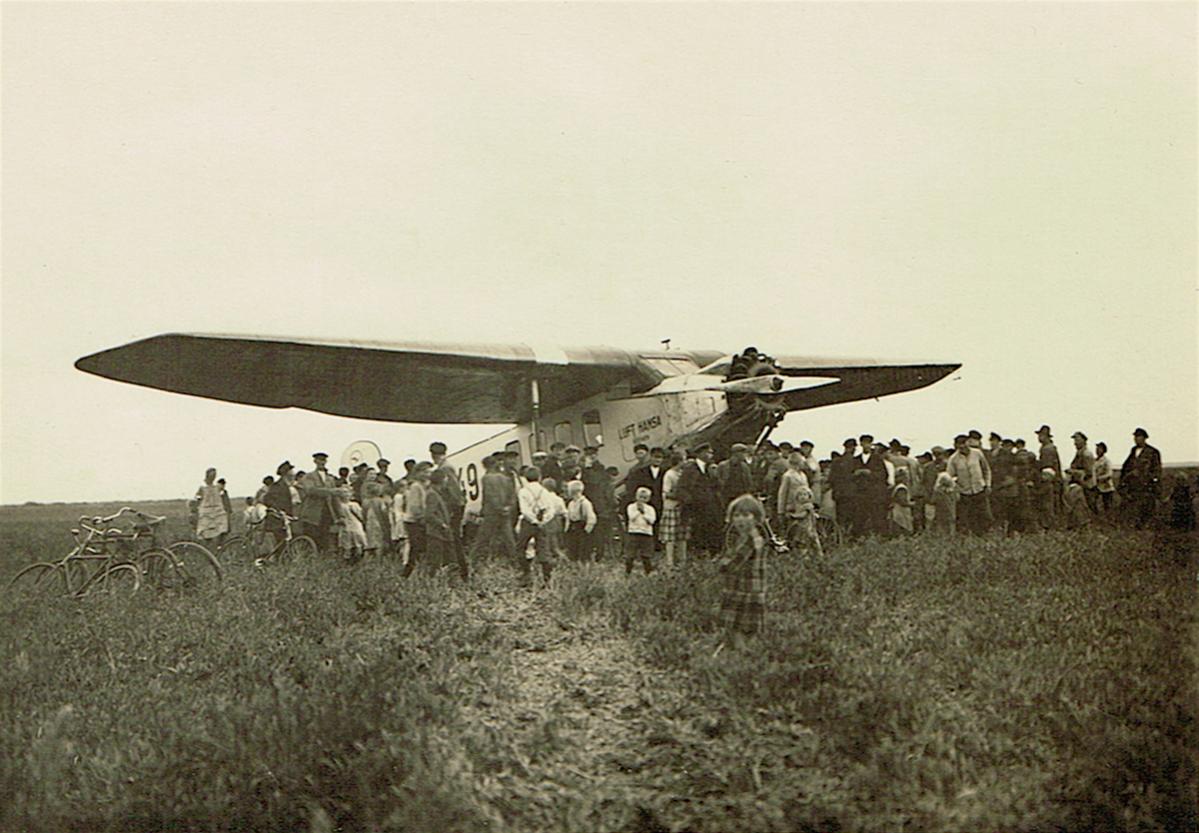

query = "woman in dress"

[
  {"left": 192, "top": 467, "right": 229, "bottom": 546},
  {"left": 362, "top": 481, "right": 392, "bottom": 558},
  {"left": 389, "top": 480, "right": 409, "bottom": 562},
  {"left": 717, "top": 494, "right": 770, "bottom": 643},
  {"left": 659, "top": 451, "right": 689, "bottom": 569},
  {"left": 890, "top": 468, "right": 915, "bottom": 535}
]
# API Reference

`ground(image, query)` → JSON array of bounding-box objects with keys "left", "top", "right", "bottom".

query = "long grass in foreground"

[
  {"left": 0, "top": 512, "right": 1194, "bottom": 832},
  {"left": 550, "top": 531, "right": 1198, "bottom": 832}
]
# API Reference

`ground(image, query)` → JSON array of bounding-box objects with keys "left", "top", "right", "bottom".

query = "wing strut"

[
  {"left": 530, "top": 379, "right": 542, "bottom": 453},
  {"left": 753, "top": 409, "right": 787, "bottom": 456}
]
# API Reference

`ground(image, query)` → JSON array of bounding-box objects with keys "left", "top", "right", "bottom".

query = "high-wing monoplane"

[{"left": 76, "top": 334, "right": 958, "bottom": 507}]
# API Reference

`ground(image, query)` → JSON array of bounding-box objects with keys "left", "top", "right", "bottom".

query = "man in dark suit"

[
  {"left": 679, "top": 443, "right": 722, "bottom": 555},
  {"left": 713, "top": 443, "right": 755, "bottom": 511},
  {"left": 829, "top": 438, "right": 859, "bottom": 536},
  {"left": 1119, "top": 427, "right": 1162, "bottom": 529},
  {"left": 580, "top": 446, "right": 616, "bottom": 559},
  {"left": 430, "top": 441, "right": 466, "bottom": 561},
  {"left": 625, "top": 446, "right": 667, "bottom": 519},
  {"left": 470, "top": 454, "right": 517, "bottom": 563}
]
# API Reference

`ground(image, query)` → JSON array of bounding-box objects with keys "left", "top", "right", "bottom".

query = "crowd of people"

[{"left": 190, "top": 426, "right": 1189, "bottom": 638}]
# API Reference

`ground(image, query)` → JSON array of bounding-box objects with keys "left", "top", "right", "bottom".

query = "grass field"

[{"left": 1, "top": 502, "right": 1195, "bottom": 832}]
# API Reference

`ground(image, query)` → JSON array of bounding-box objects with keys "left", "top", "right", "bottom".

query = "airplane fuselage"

[{"left": 446, "top": 386, "right": 744, "bottom": 511}]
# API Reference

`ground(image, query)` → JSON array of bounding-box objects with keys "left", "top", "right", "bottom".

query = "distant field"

[{"left": 0, "top": 502, "right": 1195, "bottom": 832}]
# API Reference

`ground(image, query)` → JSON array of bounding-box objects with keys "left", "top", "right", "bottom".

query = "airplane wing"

[
  {"left": 75, "top": 333, "right": 659, "bottom": 423},
  {"left": 770, "top": 356, "right": 960, "bottom": 411}
]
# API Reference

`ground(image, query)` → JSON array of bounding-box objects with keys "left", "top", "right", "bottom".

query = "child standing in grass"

[
  {"left": 389, "top": 480, "right": 409, "bottom": 562},
  {"left": 890, "top": 469, "right": 914, "bottom": 535},
  {"left": 625, "top": 486, "right": 656, "bottom": 575},
  {"left": 334, "top": 486, "right": 366, "bottom": 562},
  {"left": 1035, "top": 468, "right": 1059, "bottom": 530},
  {"left": 717, "top": 494, "right": 769, "bottom": 640},
  {"left": 931, "top": 471, "right": 958, "bottom": 534},
  {"left": 362, "top": 481, "right": 391, "bottom": 558}
]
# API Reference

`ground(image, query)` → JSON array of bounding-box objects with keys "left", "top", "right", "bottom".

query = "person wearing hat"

[
  {"left": 854, "top": 435, "right": 895, "bottom": 537},
  {"left": 946, "top": 434, "right": 992, "bottom": 535},
  {"left": 797, "top": 440, "right": 821, "bottom": 488},
  {"left": 714, "top": 443, "right": 754, "bottom": 510},
  {"left": 1119, "top": 428, "right": 1162, "bottom": 529},
  {"left": 1067, "top": 431, "right": 1097, "bottom": 511},
  {"left": 262, "top": 461, "right": 296, "bottom": 549},
  {"left": 429, "top": 441, "right": 467, "bottom": 562},
  {"left": 827, "top": 438, "right": 859, "bottom": 534},
  {"left": 376, "top": 459, "right": 394, "bottom": 488},
  {"left": 300, "top": 453, "right": 338, "bottom": 551},
  {"left": 560, "top": 446, "right": 583, "bottom": 482},
  {"left": 678, "top": 443, "right": 722, "bottom": 555},
  {"left": 625, "top": 446, "right": 667, "bottom": 521},
  {"left": 579, "top": 446, "right": 616, "bottom": 560},
  {"left": 1035, "top": 425, "right": 1062, "bottom": 480},
  {"left": 401, "top": 463, "right": 432, "bottom": 576},
  {"left": 991, "top": 438, "right": 1027, "bottom": 535},
  {"left": 470, "top": 454, "right": 518, "bottom": 565},
  {"left": 532, "top": 450, "right": 563, "bottom": 493}
]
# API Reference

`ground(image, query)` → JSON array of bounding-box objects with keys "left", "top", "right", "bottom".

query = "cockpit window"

[{"left": 642, "top": 356, "right": 700, "bottom": 377}]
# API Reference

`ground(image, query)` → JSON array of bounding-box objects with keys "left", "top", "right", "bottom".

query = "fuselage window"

[
  {"left": 505, "top": 439, "right": 523, "bottom": 465},
  {"left": 527, "top": 430, "right": 546, "bottom": 454},
  {"left": 582, "top": 410, "right": 603, "bottom": 448},
  {"left": 553, "top": 421, "right": 574, "bottom": 446}
]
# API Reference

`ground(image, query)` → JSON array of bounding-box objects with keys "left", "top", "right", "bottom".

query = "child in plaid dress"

[{"left": 718, "top": 494, "right": 769, "bottom": 639}]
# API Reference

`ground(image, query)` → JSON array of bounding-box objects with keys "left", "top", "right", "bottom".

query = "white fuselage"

[{"left": 446, "top": 388, "right": 728, "bottom": 511}]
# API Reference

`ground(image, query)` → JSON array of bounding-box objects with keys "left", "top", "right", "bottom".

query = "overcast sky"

[{"left": 3, "top": 2, "right": 1195, "bottom": 504}]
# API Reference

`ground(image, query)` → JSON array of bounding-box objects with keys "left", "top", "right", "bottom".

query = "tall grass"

[{"left": 1, "top": 503, "right": 1195, "bottom": 831}]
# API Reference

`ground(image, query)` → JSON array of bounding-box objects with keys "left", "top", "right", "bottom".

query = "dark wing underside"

[
  {"left": 75, "top": 334, "right": 656, "bottom": 423},
  {"left": 770, "top": 356, "right": 961, "bottom": 411}
]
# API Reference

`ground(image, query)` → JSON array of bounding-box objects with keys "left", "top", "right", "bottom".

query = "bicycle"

[
  {"left": 219, "top": 508, "right": 318, "bottom": 565},
  {"left": 8, "top": 507, "right": 222, "bottom": 597}
]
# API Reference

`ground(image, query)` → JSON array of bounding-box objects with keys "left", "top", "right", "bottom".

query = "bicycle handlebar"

[
  {"left": 79, "top": 507, "right": 166, "bottom": 526},
  {"left": 262, "top": 507, "right": 299, "bottom": 522}
]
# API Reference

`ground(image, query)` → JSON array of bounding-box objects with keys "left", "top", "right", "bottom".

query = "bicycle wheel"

[
  {"left": 217, "top": 534, "right": 255, "bottom": 561},
  {"left": 285, "top": 535, "right": 318, "bottom": 562},
  {"left": 75, "top": 563, "right": 141, "bottom": 597},
  {"left": 138, "top": 548, "right": 185, "bottom": 591},
  {"left": 7, "top": 562, "right": 67, "bottom": 595},
  {"left": 168, "top": 542, "right": 223, "bottom": 588}
]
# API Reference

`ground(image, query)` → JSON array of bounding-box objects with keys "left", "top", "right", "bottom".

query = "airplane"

[{"left": 75, "top": 333, "right": 959, "bottom": 509}]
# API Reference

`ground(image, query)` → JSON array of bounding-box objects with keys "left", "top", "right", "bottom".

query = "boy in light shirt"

[
  {"left": 564, "top": 480, "right": 598, "bottom": 563},
  {"left": 625, "top": 486, "right": 657, "bottom": 575}
]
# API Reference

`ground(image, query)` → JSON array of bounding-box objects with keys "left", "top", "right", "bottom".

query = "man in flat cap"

[
  {"left": 430, "top": 441, "right": 466, "bottom": 563},
  {"left": 1119, "top": 428, "right": 1161, "bottom": 528},
  {"left": 1067, "top": 431, "right": 1097, "bottom": 511},
  {"left": 262, "top": 461, "right": 296, "bottom": 551},
  {"left": 1036, "top": 425, "right": 1062, "bottom": 480},
  {"left": 714, "top": 442, "right": 754, "bottom": 510},
  {"left": 854, "top": 434, "right": 895, "bottom": 536},
  {"left": 678, "top": 443, "right": 722, "bottom": 555},
  {"left": 299, "top": 452, "right": 337, "bottom": 551},
  {"left": 376, "top": 459, "right": 394, "bottom": 488},
  {"left": 579, "top": 446, "right": 616, "bottom": 559}
]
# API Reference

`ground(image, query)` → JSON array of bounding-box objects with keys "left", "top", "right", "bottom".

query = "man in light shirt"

[
  {"left": 947, "top": 434, "right": 992, "bottom": 535},
  {"left": 516, "top": 466, "right": 553, "bottom": 586},
  {"left": 1068, "top": 431, "right": 1097, "bottom": 511}
]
